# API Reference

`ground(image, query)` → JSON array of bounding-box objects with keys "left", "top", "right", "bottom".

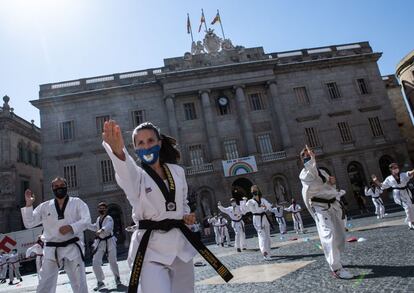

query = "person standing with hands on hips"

[{"left": 102, "top": 120, "right": 232, "bottom": 293}]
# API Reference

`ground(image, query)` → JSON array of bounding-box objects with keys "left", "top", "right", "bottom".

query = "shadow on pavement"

[{"left": 346, "top": 264, "right": 414, "bottom": 279}]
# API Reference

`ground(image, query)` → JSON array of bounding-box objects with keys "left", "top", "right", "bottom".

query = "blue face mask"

[
  {"left": 303, "top": 157, "right": 311, "bottom": 164},
  {"left": 135, "top": 145, "right": 161, "bottom": 165}
]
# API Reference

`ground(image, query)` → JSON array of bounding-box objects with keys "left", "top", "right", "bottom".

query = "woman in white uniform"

[
  {"left": 102, "top": 120, "right": 232, "bottom": 293},
  {"left": 364, "top": 182, "right": 385, "bottom": 219}
]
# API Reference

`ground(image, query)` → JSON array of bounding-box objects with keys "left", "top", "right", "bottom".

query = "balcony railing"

[
  {"left": 185, "top": 163, "right": 214, "bottom": 176},
  {"left": 103, "top": 183, "right": 119, "bottom": 192},
  {"left": 261, "top": 151, "right": 287, "bottom": 162}
]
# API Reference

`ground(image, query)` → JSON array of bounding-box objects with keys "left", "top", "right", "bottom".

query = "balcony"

[
  {"left": 185, "top": 163, "right": 214, "bottom": 176},
  {"left": 261, "top": 151, "right": 287, "bottom": 162},
  {"left": 103, "top": 183, "right": 119, "bottom": 192}
]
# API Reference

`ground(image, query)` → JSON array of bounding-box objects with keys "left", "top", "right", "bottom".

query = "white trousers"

[
  {"left": 36, "top": 256, "right": 43, "bottom": 280},
  {"left": 36, "top": 257, "right": 88, "bottom": 293},
  {"left": 0, "top": 265, "right": 7, "bottom": 279},
  {"left": 398, "top": 193, "right": 414, "bottom": 226},
  {"left": 276, "top": 217, "right": 287, "bottom": 233},
  {"left": 138, "top": 257, "right": 194, "bottom": 293},
  {"left": 213, "top": 227, "right": 220, "bottom": 245},
  {"left": 92, "top": 246, "right": 120, "bottom": 282},
  {"left": 253, "top": 217, "right": 271, "bottom": 255},
  {"left": 372, "top": 197, "right": 385, "bottom": 218},
  {"left": 218, "top": 226, "right": 231, "bottom": 246},
  {"left": 231, "top": 221, "right": 246, "bottom": 249},
  {"left": 292, "top": 212, "right": 304, "bottom": 233},
  {"left": 8, "top": 263, "right": 21, "bottom": 282},
  {"left": 313, "top": 203, "right": 345, "bottom": 272}
]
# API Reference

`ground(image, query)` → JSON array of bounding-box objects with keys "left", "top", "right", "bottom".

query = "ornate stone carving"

[{"left": 203, "top": 29, "right": 222, "bottom": 54}]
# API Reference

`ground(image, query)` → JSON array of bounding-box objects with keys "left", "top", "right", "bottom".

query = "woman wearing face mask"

[
  {"left": 218, "top": 198, "right": 246, "bottom": 252},
  {"left": 364, "top": 182, "right": 385, "bottom": 219},
  {"left": 21, "top": 178, "right": 91, "bottom": 292},
  {"left": 372, "top": 163, "right": 414, "bottom": 230},
  {"left": 102, "top": 120, "right": 232, "bottom": 293},
  {"left": 284, "top": 198, "right": 305, "bottom": 234},
  {"left": 240, "top": 185, "right": 273, "bottom": 260}
]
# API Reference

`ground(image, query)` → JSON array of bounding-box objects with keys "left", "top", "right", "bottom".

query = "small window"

[
  {"left": 305, "top": 127, "right": 321, "bottom": 147},
  {"left": 132, "top": 110, "right": 146, "bottom": 127},
  {"left": 224, "top": 140, "right": 239, "bottom": 160},
  {"left": 249, "top": 93, "right": 265, "bottom": 111},
  {"left": 188, "top": 144, "right": 205, "bottom": 166},
  {"left": 184, "top": 103, "right": 197, "bottom": 120},
  {"left": 60, "top": 121, "right": 74, "bottom": 141},
  {"left": 337, "top": 122, "right": 353, "bottom": 142},
  {"left": 101, "top": 160, "right": 115, "bottom": 183},
  {"left": 18, "top": 143, "right": 24, "bottom": 162},
  {"left": 356, "top": 78, "right": 369, "bottom": 95},
  {"left": 293, "top": 87, "right": 310, "bottom": 105},
  {"left": 368, "top": 117, "right": 384, "bottom": 137},
  {"left": 257, "top": 134, "right": 273, "bottom": 154},
  {"left": 63, "top": 164, "right": 78, "bottom": 188},
  {"left": 96, "top": 115, "right": 110, "bottom": 135},
  {"left": 326, "top": 82, "right": 341, "bottom": 100}
]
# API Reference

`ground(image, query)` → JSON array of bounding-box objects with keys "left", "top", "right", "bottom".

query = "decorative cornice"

[{"left": 327, "top": 110, "right": 352, "bottom": 117}]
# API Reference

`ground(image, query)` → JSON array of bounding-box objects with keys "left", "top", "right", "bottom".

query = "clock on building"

[{"left": 217, "top": 96, "right": 229, "bottom": 107}]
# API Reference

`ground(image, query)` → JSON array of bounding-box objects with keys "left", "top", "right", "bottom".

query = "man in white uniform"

[
  {"left": 270, "top": 204, "right": 287, "bottom": 234},
  {"left": 372, "top": 163, "right": 414, "bottom": 229},
  {"left": 364, "top": 182, "right": 385, "bottom": 219},
  {"left": 7, "top": 249, "right": 22, "bottom": 285},
  {"left": 218, "top": 198, "right": 246, "bottom": 252},
  {"left": 299, "top": 146, "right": 353, "bottom": 279},
  {"left": 216, "top": 215, "right": 231, "bottom": 247},
  {"left": 208, "top": 214, "right": 221, "bottom": 246},
  {"left": 240, "top": 185, "right": 273, "bottom": 260},
  {"left": 25, "top": 235, "right": 44, "bottom": 280},
  {"left": 87, "top": 202, "right": 122, "bottom": 291},
  {"left": 285, "top": 199, "right": 305, "bottom": 234},
  {"left": 21, "top": 177, "right": 91, "bottom": 293}
]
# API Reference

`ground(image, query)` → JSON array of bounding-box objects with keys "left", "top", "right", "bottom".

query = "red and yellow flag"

[
  {"left": 198, "top": 11, "right": 206, "bottom": 32},
  {"left": 211, "top": 12, "right": 220, "bottom": 25}
]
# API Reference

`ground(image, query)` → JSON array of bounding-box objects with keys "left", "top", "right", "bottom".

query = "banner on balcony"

[{"left": 222, "top": 156, "right": 258, "bottom": 177}]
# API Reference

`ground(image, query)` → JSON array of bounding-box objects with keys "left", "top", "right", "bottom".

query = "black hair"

[{"left": 132, "top": 122, "right": 181, "bottom": 164}]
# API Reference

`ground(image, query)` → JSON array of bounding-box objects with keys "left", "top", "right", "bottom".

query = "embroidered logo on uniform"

[{"left": 145, "top": 187, "right": 152, "bottom": 193}]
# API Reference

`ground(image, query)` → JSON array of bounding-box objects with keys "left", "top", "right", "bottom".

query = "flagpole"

[
  {"left": 218, "top": 9, "right": 226, "bottom": 39},
  {"left": 187, "top": 13, "right": 194, "bottom": 42},
  {"left": 202, "top": 8, "right": 208, "bottom": 32}
]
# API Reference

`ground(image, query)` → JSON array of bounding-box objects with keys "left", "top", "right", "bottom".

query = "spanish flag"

[
  {"left": 198, "top": 10, "right": 206, "bottom": 32},
  {"left": 211, "top": 11, "right": 220, "bottom": 25},
  {"left": 187, "top": 14, "right": 191, "bottom": 34}
]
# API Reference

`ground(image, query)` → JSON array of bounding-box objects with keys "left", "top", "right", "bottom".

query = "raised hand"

[
  {"left": 102, "top": 120, "right": 125, "bottom": 158},
  {"left": 217, "top": 201, "right": 222, "bottom": 206},
  {"left": 24, "top": 189, "right": 35, "bottom": 207},
  {"left": 328, "top": 176, "right": 336, "bottom": 185},
  {"left": 305, "top": 144, "right": 315, "bottom": 158},
  {"left": 371, "top": 174, "right": 378, "bottom": 182}
]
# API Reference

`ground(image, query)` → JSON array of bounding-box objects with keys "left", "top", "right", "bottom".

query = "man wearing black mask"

[
  {"left": 21, "top": 177, "right": 91, "bottom": 293},
  {"left": 87, "top": 202, "right": 122, "bottom": 291}
]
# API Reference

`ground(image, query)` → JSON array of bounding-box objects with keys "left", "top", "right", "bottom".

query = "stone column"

[
  {"left": 267, "top": 81, "right": 292, "bottom": 148},
  {"left": 200, "top": 90, "right": 221, "bottom": 160},
  {"left": 234, "top": 85, "right": 257, "bottom": 154},
  {"left": 265, "top": 83, "right": 283, "bottom": 151},
  {"left": 164, "top": 95, "right": 179, "bottom": 139}
]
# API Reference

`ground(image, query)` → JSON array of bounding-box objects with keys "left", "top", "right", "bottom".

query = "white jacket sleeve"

[
  {"left": 218, "top": 205, "right": 231, "bottom": 216},
  {"left": 70, "top": 199, "right": 92, "bottom": 235},
  {"left": 180, "top": 166, "right": 191, "bottom": 215},
  {"left": 21, "top": 204, "right": 44, "bottom": 229},
  {"left": 102, "top": 217, "right": 114, "bottom": 232}
]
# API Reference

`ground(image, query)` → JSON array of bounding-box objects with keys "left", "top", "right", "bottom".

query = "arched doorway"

[
  {"left": 199, "top": 189, "right": 214, "bottom": 218},
  {"left": 107, "top": 204, "right": 125, "bottom": 245},
  {"left": 347, "top": 162, "right": 368, "bottom": 213},
  {"left": 272, "top": 175, "right": 290, "bottom": 204},
  {"left": 379, "top": 155, "right": 394, "bottom": 179},
  {"left": 232, "top": 178, "right": 253, "bottom": 203}
]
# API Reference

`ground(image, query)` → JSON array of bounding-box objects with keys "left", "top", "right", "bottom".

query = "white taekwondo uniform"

[
  {"left": 213, "top": 217, "right": 230, "bottom": 247},
  {"left": 21, "top": 196, "right": 91, "bottom": 293},
  {"left": 300, "top": 157, "right": 347, "bottom": 272},
  {"left": 270, "top": 205, "right": 287, "bottom": 234},
  {"left": 0, "top": 253, "right": 8, "bottom": 280},
  {"left": 88, "top": 214, "right": 120, "bottom": 283},
  {"left": 379, "top": 172, "right": 414, "bottom": 228},
  {"left": 25, "top": 242, "right": 44, "bottom": 279},
  {"left": 218, "top": 204, "right": 246, "bottom": 249},
  {"left": 364, "top": 186, "right": 385, "bottom": 219},
  {"left": 241, "top": 197, "right": 272, "bottom": 256},
  {"left": 103, "top": 142, "right": 196, "bottom": 293},
  {"left": 285, "top": 203, "right": 304, "bottom": 233},
  {"left": 6, "top": 251, "right": 22, "bottom": 283},
  {"left": 208, "top": 216, "right": 221, "bottom": 245}
]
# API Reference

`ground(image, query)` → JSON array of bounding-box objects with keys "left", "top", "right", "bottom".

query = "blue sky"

[{"left": 1, "top": 0, "right": 413, "bottom": 126}]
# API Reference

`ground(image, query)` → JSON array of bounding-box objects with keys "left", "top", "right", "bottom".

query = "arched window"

[
  {"left": 347, "top": 161, "right": 367, "bottom": 196},
  {"left": 107, "top": 204, "right": 125, "bottom": 245},
  {"left": 272, "top": 175, "right": 290, "bottom": 204}
]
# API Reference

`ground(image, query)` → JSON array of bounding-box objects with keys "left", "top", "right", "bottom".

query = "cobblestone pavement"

[{"left": 2, "top": 210, "right": 413, "bottom": 293}]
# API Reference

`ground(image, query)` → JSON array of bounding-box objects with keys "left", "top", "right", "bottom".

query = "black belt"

[
  {"left": 231, "top": 219, "right": 245, "bottom": 233},
  {"left": 128, "top": 219, "right": 233, "bottom": 293},
  {"left": 252, "top": 212, "right": 274, "bottom": 230},
  {"left": 92, "top": 234, "right": 113, "bottom": 256},
  {"left": 391, "top": 186, "right": 408, "bottom": 190},
  {"left": 45, "top": 237, "right": 84, "bottom": 268}
]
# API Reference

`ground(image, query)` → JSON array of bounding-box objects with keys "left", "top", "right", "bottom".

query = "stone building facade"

[
  {"left": 383, "top": 74, "right": 414, "bottom": 163},
  {"left": 32, "top": 41, "right": 411, "bottom": 244},
  {"left": 0, "top": 96, "right": 43, "bottom": 233}
]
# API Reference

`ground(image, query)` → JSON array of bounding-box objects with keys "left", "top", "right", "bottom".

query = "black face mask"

[
  {"left": 98, "top": 210, "right": 106, "bottom": 215},
  {"left": 252, "top": 191, "right": 259, "bottom": 197},
  {"left": 303, "top": 157, "right": 311, "bottom": 164},
  {"left": 53, "top": 187, "right": 67, "bottom": 199}
]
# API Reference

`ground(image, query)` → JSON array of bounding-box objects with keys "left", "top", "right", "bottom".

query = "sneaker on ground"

[{"left": 94, "top": 281, "right": 105, "bottom": 291}]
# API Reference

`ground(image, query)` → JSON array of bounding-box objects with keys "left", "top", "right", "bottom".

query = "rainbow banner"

[{"left": 222, "top": 156, "right": 258, "bottom": 177}]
